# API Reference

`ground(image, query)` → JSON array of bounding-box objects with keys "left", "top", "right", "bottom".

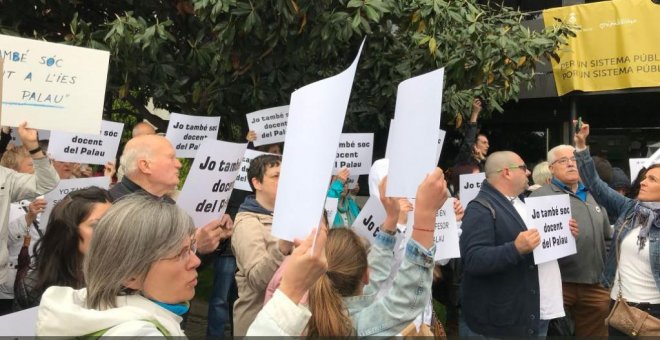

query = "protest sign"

[
  {"left": 166, "top": 113, "right": 220, "bottom": 158},
  {"left": 272, "top": 40, "right": 364, "bottom": 241},
  {"left": 346, "top": 174, "right": 359, "bottom": 190},
  {"left": 177, "top": 140, "right": 247, "bottom": 227},
  {"left": 0, "top": 35, "right": 109, "bottom": 134},
  {"left": 629, "top": 158, "right": 647, "bottom": 183},
  {"left": 234, "top": 149, "right": 270, "bottom": 192},
  {"left": 246, "top": 105, "right": 289, "bottom": 147},
  {"left": 351, "top": 196, "right": 387, "bottom": 243},
  {"left": 435, "top": 129, "right": 447, "bottom": 165},
  {"left": 41, "top": 177, "right": 111, "bottom": 224},
  {"left": 0, "top": 307, "right": 37, "bottom": 336},
  {"left": 10, "top": 128, "right": 50, "bottom": 146},
  {"left": 325, "top": 197, "right": 339, "bottom": 226},
  {"left": 387, "top": 68, "right": 444, "bottom": 198},
  {"left": 526, "top": 194, "right": 576, "bottom": 264},
  {"left": 434, "top": 198, "right": 461, "bottom": 261},
  {"left": 333, "top": 133, "right": 373, "bottom": 175},
  {"left": 459, "top": 172, "right": 486, "bottom": 210},
  {"left": 48, "top": 120, "right": 123, "bottom": 165}
]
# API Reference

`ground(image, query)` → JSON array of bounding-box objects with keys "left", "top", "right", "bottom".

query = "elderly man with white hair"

[
  {"left": 529, "top": 144, "right": 611, "bottom": 336},
  {"left": 109, "top": 135, "right": 231, "bottom": 254}
]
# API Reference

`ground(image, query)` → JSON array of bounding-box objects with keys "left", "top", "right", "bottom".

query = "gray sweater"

[{"left": 529, "top": 181, "right": 611, "bottom": 284}]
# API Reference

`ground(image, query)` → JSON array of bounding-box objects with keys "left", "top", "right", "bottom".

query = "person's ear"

[
  {"left": 123, "top": 277, "right": 142, "bottom": 291},
  {"left": 361, "top": 268, "right": 369, "bottom": 285},
  {"left": 251, "top": 177, "right": 263, "bottom": 191},
  {"left": 137, "top": 158, "right": 151, "bottom": 174}
]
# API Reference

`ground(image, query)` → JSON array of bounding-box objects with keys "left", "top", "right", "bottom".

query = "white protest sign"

[
  {"left": 435, "top": 129, "right": 447, "bottom": 165},
  {"left": 351, "top": 196, "right": 387, "bottom": 243},
  {"left": 434, "top": 198, "right": 460, "bottom": 261},
  {"left": 629, "top": 158, "right": 647, "bottom": 183},
  {"left": 177, "top": 140, "right": 247, "bottom": 227},
  {"left": 325, "top": 197, "right": 339, "bottom": 226},
  {"left": 0, "top": 307, "right": 38, "bottom": 336},
  {"left": 48, "top": 120, "right": 124, "bottom": 165},
  {"left": 459, "top": 172, "right": 486, "bottom": 210},
  {"left": 246, "top": 105, "right": 289, "bottom": 147},
  {"left": 234, "top": 149, "right": 270, "bottom": 192},
  {"left": 333, "top": 133, "right": 373, "bottom": 175},
  {"left": 272, "top": 40, "right": 364, "bottom": 241},
  {"left": 526, "top": 194, "right": 576, "bottom": 264},
  {"left": 10, "top": 128, "right": 50, "bottom": 146},
  {"left": 166, "top": 113, "right": 220, "bottom": 158},
  {"left": 41, "top": 177, "right": 111, "bottom": 224},
  {"left": 346, "top": 174, "right": 359, "bottom": 190},
  {"left": 0, "top": 35, "right": 109, "bottom": 134},
  {"left": 644, "top": 147, "right": 660, "bottom": 168},
  {"left": 387, "top": 68, "right": 445, "bottom": 198}
]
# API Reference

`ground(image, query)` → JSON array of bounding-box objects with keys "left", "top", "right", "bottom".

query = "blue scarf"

[
  {"left": 150, "top": 299, "right": 190, "bottom": 316},
  {"left": 630, "top": 201, "right": 660, "bottom": 251}
]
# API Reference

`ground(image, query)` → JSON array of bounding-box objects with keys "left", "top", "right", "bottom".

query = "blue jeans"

[{"left": 206, "top": 255, "right": 238, "bottom": 337}]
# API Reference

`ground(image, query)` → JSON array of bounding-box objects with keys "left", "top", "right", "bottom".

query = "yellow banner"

[{"left": 543, "top": 0, "right": 660, "bottom": 96}]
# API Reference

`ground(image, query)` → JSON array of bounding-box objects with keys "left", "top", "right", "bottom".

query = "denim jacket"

[
  {"left": 575, "top": 149, "right": 660, "bottom": 291},
  {"left": 344, "top": 232, "right": 435, "bottom": 337}
]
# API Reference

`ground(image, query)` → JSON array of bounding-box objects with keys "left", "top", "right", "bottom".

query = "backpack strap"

[
  {"left": 79, "top": 319, "right": 171, "bottom": 339},
  {"left": 470, "top": 197, "right": 496, "bottom": 220}
]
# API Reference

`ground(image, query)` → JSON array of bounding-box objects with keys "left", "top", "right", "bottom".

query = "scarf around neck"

[{"left": 630, "top": 201, "right": 660, "bottom": 250}]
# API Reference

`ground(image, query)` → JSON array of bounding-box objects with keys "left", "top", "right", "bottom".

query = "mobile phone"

[{"left": 575, "top": 117, "right": 583, "bottom": 131}]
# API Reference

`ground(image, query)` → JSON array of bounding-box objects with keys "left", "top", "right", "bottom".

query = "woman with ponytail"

[{"left": 307, "top": 168, "right": 448, "bottom": 337}]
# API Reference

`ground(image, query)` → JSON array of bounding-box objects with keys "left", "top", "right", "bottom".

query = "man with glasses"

[
  {"left": 460, "top": 151, "right": 544, "bottom": 337},
  {"left": 529, "top": 144, "right": 611, "bottom": 336}
]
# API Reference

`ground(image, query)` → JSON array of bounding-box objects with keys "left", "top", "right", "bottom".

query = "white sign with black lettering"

[
  {"left": 526, "top": 194, "right": 576, "bottom": 264},
  {"left": 10, "top": 128, "right": 50, "bottom": 146},
  {"left": 346, "top": 175, "right": 359, "bottom": 190},
  {"left": 166, "top": 112, "right": 220, "bottom": 158},
  {"left": 48, "top": 120, "right": 124, "bottom": 165},
  {"left": 434, "top": 198, "right": 460, "bottom": 261},
  {"left": 351, "top": 196, "right": 387, "bottom": 244},
  {"left": 629, "top": 158, "right": 647, "bottom": 184},
  {"left": 435, "top": 129, "right": 447, "bottom": 165},
  {"left": 333, "top": 133, "right": 373, "bottom": 175},
  {"left": 177, "top": 140, "right": 247, "bottom": 227},
  {"left": 234, "top": 149, "right": 270, "bottom": 192},
  {"left": 459, "top": 172, "right": 486, "bottom": 210},
  {"left": 325, "top": 197, "right": 339, "bottom": 227},
  {"left": 41, "top": 177, "right": 111, "bottom": 225},
  {"left": 246, "top": 105, "right": 289, "bottom": 147}
]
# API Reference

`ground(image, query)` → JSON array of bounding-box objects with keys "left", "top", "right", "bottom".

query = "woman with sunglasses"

[{"left": 36, "top": 194, "right": 200, "bottom": 336}]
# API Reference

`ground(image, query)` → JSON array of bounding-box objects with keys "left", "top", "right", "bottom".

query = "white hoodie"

[{"left": 36, "top": 286, "right": 186, "bottom": 336}]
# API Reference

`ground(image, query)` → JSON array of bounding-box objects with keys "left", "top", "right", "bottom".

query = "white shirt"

[{"left": 610, "top": 226, "right": 660, "bottom": 304}]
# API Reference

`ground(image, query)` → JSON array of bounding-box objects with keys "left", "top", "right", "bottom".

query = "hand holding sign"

[
  {"left": 17, "top": 121, "right": 39, "bottom": 151},
  {"left": 378, "top": 176, "right": 400, "bottom": 232},
  {"left": 514, "top": 229, "right": 541, "bottom": 255},
  {"left": 569, "top": 218, "right": 579, "bottom": 238},
  {"left": 196, "top": 214, "right": 234, "bottom": 254}
]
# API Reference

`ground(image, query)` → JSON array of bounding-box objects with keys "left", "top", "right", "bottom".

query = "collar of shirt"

[{"left": 551, "top": 177, "right": 587, "bottom": 202}]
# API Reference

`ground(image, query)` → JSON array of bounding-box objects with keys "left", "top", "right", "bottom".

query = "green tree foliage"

[{"left": 0, "top": 0, "right": 573, "bottom": 140}]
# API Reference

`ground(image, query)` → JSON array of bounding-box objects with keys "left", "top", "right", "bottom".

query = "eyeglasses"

[
  {"left": 160, "top": 238, "right": 197, "bottom": 262},
  {"left": 496, "top": 164, "right": 528, "bottom": 173},
  {"left": 551, "top": 157, "right": 577, "bottom": 166}
]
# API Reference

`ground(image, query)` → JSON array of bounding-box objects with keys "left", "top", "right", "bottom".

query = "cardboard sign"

[
  {"left": 48, "top": 120, "right": 123, "bottom": 165},
  {"left": 526, "top": 194, "right": 577, "bottom": 264},
  {"left": 333, "top": 133, "right": 373, "bottom": 175},
  {"left": 166, "top": 112, "right": 220, "bottom": 158},
  {"left": 177, "top": 140, "right": 247, "bottom": 227},
  {"left": 0, "top": 35, "right": 110, "bottom": 134},
  {"left": 246, "top": 105, "right": 289, "bottom": 147},
  {"left": 325, "top": 197, "right": 339, "bottom": 226},
  {"left": 0, "top": 307, "right": 38, "bottom": 336},
  {"left": 386, "top": 68, "right": 445, "bottom": 198},
  {"left": 459, "top": 172, "right": 486, "bottom": 210},
  {"left": 434, "top": 198, "right": 460, "bottom": 261},
  {"left": 272, "top": 40, "right": 364, "bottom": 241},
  {"left": 351, "top": 196, "right": 387, "bottom": 243},
  {"left": 41, "top": 177, "right": 111, "bottom": 224},
  {"left": 234, "top": 149, "right": 271, "bottom": 192}
]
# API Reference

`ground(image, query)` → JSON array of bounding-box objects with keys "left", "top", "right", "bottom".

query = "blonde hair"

[
  {"left": 306, "top": 228, "right": 368, "bottom": 336},
  {"left": 0, "top": 146, "right": 30, "bottom": 170},
  {"left": 532, "top": 161, "right": 552, "bottom": 185}
]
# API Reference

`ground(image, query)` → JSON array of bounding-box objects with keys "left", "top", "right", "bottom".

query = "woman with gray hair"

[{"left": 35, "top": 194, "right": 200, "bottom": 336}]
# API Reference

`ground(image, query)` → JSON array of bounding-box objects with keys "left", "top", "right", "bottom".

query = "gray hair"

[
  {"left": 120, "top": 137, "right": 155, "bottom": 176},
  {"left": 547, "top": 145, "right": 575, "bottom": 164},
  {"left": 532, "top": 161, "right": 552, "bottom": 185},
  {"left": 84, "top": 194, "right": 195, "bottom": 310}
]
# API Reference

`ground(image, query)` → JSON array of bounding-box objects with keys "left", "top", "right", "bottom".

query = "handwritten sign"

[
  {"left": 352, "top": 196, "right": 387, "bottom": 244},
  {"left": 434, "top": 198, "right": 460, "bottom": 261},
  {"left": 246, "top": 105, "right": 289, "bottom": 147},
  {"left": 41, "top": 177, "right": 111, "bottom": 225},
  {"left": 10, "top": 128, "right": 50, "bottom": 146},
  {"left": 166, "top": 113, "right": 220, "bottom": 158},
  {"left": 333, "top": 133, "right": 373, "bottom": 175},
  {"left": 629, "top": 158, "right": 647, "bottom": 183},
  {"left": 526, "top": 194, "right": 576, "bottom": 264},
  {"left": 325, "top": 197, "right": 339, "bottom": 226},
  {"left": 48, "top": 120, "right": 123, "bottom": 165},
  {"left": 0, "top": 35, "right": 110, "bottom": 134},
  {"left": 0, "top": 307, "right": 37, "bottom": 336},
  {"left": 234, "top": 149, "right": 270, "bottom": 192},
  {"left": 435, "top": 129, "right": 447, "bottom": 165},
  {"left": 272, "top": 40, "right": 364, "bottom": 241},
  {"left": 459, "top": 172, "right": 486, "bottom": 210},
  {"left": 177, "top": 140, "right": 247, "bottom": 227}
]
